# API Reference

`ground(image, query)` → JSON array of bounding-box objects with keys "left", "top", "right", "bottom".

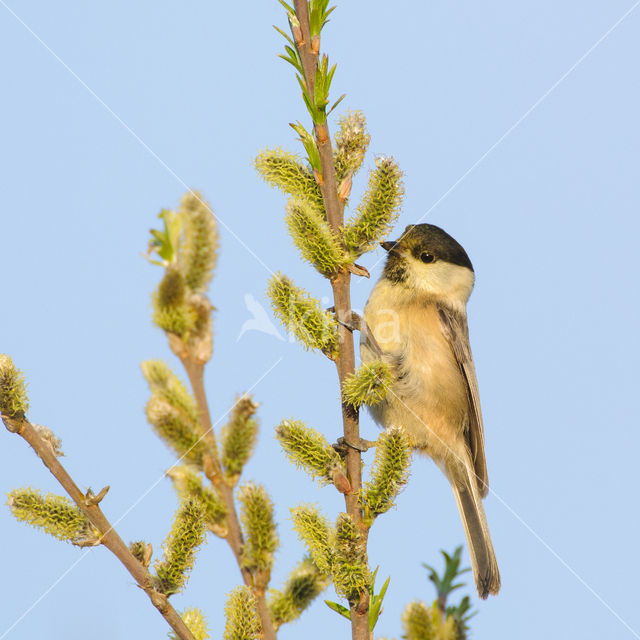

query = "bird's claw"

[
  {"left": 336, "top": 311, "right": 362, "bottom": 333},
  {"left": 333, "top": 436, "right": 378, "bottom": 454}
]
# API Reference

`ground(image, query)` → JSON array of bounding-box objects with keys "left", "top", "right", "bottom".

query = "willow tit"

[{"left": 361, "top": 223, "right": 500, "bottom": 598}]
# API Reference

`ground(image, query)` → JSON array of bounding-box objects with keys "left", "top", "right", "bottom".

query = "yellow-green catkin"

[
  {"left": 290, "top": 505, "right": 333, "bottom": 574},
  {"left": 401, "top": 601, "right": 458, "bottom": 640},
  {"left": 7, "top": 488, "right": 98, "bottom": 545},
  {"left": 129, "top": 540, "right": 152, "bottom": 567},
  {"left": 145, "top": 395, "right": 208, "bottom": 468},
  {"left": 223, "top": 586, "right": 262, "bottom": 640},
  {"left": 254, "top": 148, "right": 324, "bottom": 213},
  {"left": 238, "top": 483, "right": 278, "bottom": 572},
  {"left": 152, "top": 266, "right": 198, "bottom": 338},
  {"left": 169, "top": 608, "right": 210, "bottom": 640},
  {"left": 142, "top": 360, "right": 199, "bottom": 424},
  {"left": 285, "top": 199, "right": 346, "bottom": 277},
  {"left": 221, "top": 395, "right": 259, "bottom": 483},
  {"left": 332, "top": 513, "right": 370, "bottom": 602},
  {"left": 276, "top": 419, "right": 345, "bottom": 486},
  {"left": 179, "top": 190, "right": 219, "bottom": 293},
  {"left": 362, "top": 427, "right": 411, "bottom": 523},
  {"left": 154, "top": 499, "right": 206, "bottom": 596},
  {"left": 0, "top": 354, "right": 29, "bottom": 419},
  {"left": 334, "top": 110, "right": 370, "bottom": 182},
  {"left": 342, "top": 361, "right": 393, "bottom": 408},
  {"left": 268, "top": 556, "right": 331, "bottom": 630},
  {"left": 267, "top": 274, "right": 339, "bottom": 358},
  {"left": 342, "top": 156, "right": 404, "bottom": 258},
  {"left": 142, "top": 359, "right": 208, "bottom": 466},
  {"left": 166, "top": 466, "right": 227, "bottom": 535}
]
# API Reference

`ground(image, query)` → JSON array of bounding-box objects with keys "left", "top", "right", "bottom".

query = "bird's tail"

[{"left": 448, "top": 460, "right": 501, "bottom": 598}]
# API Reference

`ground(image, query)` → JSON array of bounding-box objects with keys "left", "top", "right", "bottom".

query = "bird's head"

[{"left": 380, "top": 223, "right": 475, "bottom": 308}]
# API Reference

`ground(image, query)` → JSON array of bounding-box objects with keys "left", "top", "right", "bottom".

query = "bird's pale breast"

[{"left": 362, "top": 282, "right": 470, "bottom": 462}]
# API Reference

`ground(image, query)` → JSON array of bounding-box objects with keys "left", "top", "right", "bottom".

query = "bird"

[{"left": 360, "top": 223, "right": 500, "bottom": 598}]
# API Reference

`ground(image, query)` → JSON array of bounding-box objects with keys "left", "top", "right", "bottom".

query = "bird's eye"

[{"left": 420, "top": 252, "right": 435, "bottom": 264}]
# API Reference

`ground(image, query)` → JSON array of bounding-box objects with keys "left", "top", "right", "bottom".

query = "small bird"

[{"left": 361, "top": 223, "right": 500, "bottom": 598}]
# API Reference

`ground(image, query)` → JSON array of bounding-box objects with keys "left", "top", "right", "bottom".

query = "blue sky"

[{"left": 1, "top": 2, "right": 640, "bottom": 639}]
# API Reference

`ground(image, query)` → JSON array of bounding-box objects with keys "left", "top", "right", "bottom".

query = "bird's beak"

[{"left": 380, "top": 241, "right": 398, "bottom": 252}]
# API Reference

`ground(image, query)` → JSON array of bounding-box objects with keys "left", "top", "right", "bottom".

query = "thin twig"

[
  {"left": 1, "top": 414, "right": 196, "bottom": 640},
  {"left": 180, "top": 357, "right": 278, "bottom": 640},
  {"left": 291, "top": 2, "right": 371, "bottom": 638}
]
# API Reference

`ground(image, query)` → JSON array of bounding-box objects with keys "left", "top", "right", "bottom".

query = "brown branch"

[
  {"left": 291, "top": 2, "right": 371, "bottom": 638},
  {"left": 180, "top": 357, "right": 220, "bottom": 464},
  {"left": 1, "top": 414, "right": 196, "bottom": 640},
  {"left": 180, "top": 356, "right": 278, "bottom": 640}
]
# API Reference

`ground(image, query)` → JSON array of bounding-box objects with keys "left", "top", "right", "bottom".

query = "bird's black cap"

[{"left": 381, "top": 224, "right": 473, "bottom": 283}]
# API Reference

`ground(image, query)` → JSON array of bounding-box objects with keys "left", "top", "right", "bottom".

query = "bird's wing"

[{"left": 437, "top": 306, "right": 489, "bottom": 497}]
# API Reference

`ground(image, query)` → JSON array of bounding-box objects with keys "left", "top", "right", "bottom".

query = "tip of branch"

[{"left": 85, "top": 485, "right": 110, "bottom": 506}]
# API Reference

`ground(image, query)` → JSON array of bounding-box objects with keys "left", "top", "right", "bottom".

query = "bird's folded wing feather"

[{"left": 437, "top": 306, "right": 489, "bottom": 497}]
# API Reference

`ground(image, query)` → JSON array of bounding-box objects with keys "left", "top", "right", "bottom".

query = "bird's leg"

[
  {"left": 338, "top": 311, "right": 384, "bottom": 358},
  {"left": 333, "top": 435, "right": 380, "bottom": 454},
  {"left": 327, "top": 308, "right": 384, "bottom": 358},
  {"left": 333, "top": 309, "right": 360, "bottom": 332}
]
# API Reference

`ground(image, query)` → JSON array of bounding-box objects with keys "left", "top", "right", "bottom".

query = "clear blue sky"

[{"left": 2, "top": 2, "right": 640, "bottom": 639}]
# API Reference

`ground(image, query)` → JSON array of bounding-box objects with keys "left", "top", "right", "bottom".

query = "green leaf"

[
  {"left": 289, "top": 122, "right": 322, "bottom": 174},
  {"left": 147, "top": 209, "right": 182, "bottom": 265},
  {"left": 280, "top": 45, "right": 304, "bottom": 75},
  {"left": 309, "top": 0, "right": 334, "bottom": 37},
  {"left": 278, "top": 0, "right": 295, "bottom": 13},
  {"left": 327, "top": 93, "right": 346, "bottom": 117},
  {"left": 423, "top": 546, "right": 469, "bottom": 600},
  {"left": 324, "top": 599, "right": 351, "bottom": 621},
  {"left": 273, "top": 24, "right": 295, "bottom": 48},
  {"left": 369, "top": 573, "right": 390, "bottom": 632}
]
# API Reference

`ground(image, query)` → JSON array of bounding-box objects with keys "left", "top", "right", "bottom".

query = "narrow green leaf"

[
  {"left": 326, "top": 93, "right": 346, "bottom": 117},
  {"left": 278, "top": 0, "right": 295, "bottom": 13},
  {"left": 273, "top": 24, "right": 295, "bottom": 47},
  {"left": 369, "top": 575, "right": 390, "bottom": 631},
  {"left": 324, "top": 600, "right": 351, "bottom": 620}
]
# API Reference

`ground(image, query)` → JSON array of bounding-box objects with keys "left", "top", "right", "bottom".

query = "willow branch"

[
  {"left": 180, "top": 356, "right": 277, "bottom": 640},
  {"left": 291, "top": 2, "right": 370, "bottom": 638},
  {"left": 180, "top": 357, "right": 220, "bottom": 463},
  {"left": 1, "top": 414, "right": 196, "bottom": 640}
]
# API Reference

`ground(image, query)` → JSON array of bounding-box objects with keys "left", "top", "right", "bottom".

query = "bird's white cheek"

[{"left": 409, "top": 262, "right": 474, "bottom": 308}]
